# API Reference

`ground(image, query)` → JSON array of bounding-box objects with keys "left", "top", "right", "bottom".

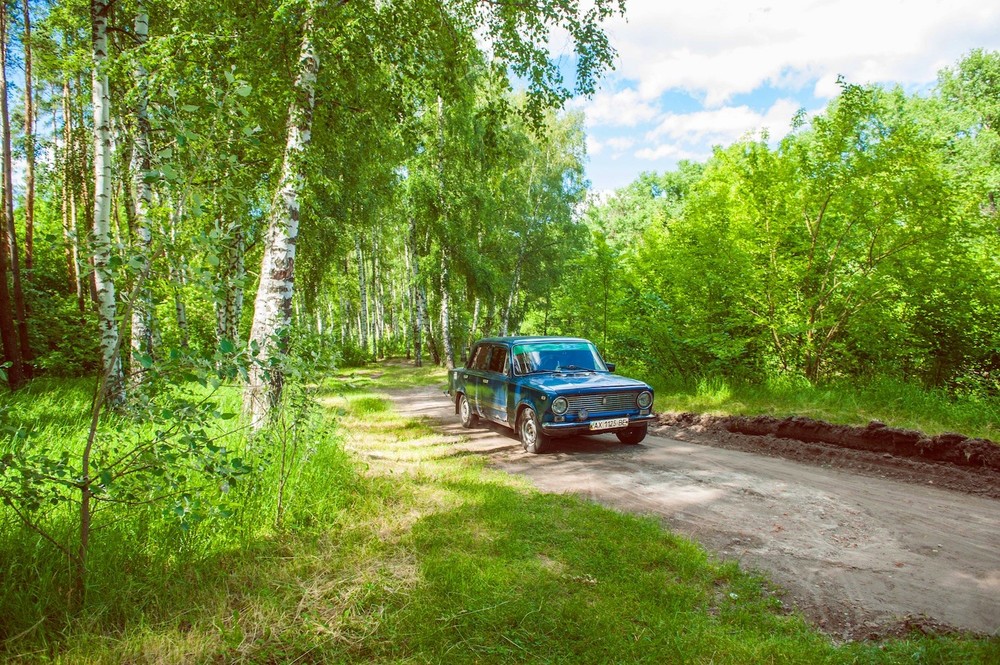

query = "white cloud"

[
  {"left": 645, "top": 99, "right": 803, "bottom": 148},
  {"left": 579, "top": 0, "right": 1000, "bottom": 190},
  {"left": 602, "top": 0, "right": 1000, "bottom": 106},
  {"left": 605, "top": 137, "right": 635, "bottom": 151},
  {"left": 575, "top": 88, "right": 660, "bottom": 127},
  {"left": 634, "top": 144, "right": 705, "bottom": 162}
]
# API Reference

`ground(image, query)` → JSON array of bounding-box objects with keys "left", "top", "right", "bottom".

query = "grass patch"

[
  {"left": 2, "top": 364, "right": 997, "bottom": 662},
  {"left": 644, "top": 372, "right": 1000, "bottom": 441}
]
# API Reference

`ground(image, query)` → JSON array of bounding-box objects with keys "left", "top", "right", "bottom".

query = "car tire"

[
  {"left": 459, "top": 394, "right": 478, "bottom": 428},
  {"left": 616, "top": 425, "right": 647, "bottom": 445},
  {"left": 518, "top": 407, "right": 548, "bottom": 454}
]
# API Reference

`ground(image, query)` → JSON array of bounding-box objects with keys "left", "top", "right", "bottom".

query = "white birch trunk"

[
  {"left": 167, "top": 206, "right": 190, "bottom": 349},
  {"left": 129, "top": 0, "right": 154, "bottom": 377},
  {"left": 407, "top": 219, "right": 424, "bottom": 367},
  {"left": 216, "top": 223, "right": 245, "bottom": 346},
  {"left": 245, "top": 1, "right": 320, "bottom": 427},
  {"left": 440, "top": 252, "right": 454, "bottom": 369},
  {"left": 91, "top": 0, "right": 125, "bottom": 407},
  {"left": 470, "top": 295, "right": 480, "bottom": 347},
  {"left": 501, "top": 251, "right": 523, "bottom": 337},
  {"left": 356, "top": 236, "right": 368, "bottom": 355}
]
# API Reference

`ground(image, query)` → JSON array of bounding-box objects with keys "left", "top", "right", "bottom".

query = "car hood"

[{"left": 522, "top": 372, "right": 650, "bottom": 393}]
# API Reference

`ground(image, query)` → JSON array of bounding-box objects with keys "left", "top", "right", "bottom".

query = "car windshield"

[{"left": 511, "top": 341, "right": 607, "bottom": 375}]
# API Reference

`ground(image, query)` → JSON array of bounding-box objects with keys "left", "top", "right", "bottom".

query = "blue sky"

[{"left": 570, "top": 0, "right": 1000, "bottom": 193}]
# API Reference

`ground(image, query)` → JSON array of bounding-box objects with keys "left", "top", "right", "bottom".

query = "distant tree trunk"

[
  {"left": 501, "top": 250, "right": 523, "bottom": 336},
  {"left": 404, "top": 249, "right": 414, "bottom": 359},
  {"left": 407, "top": 219, "right": 424, "bottom": 367},
  {"left": 371, "top": 233, "right": 384, "bottom": 359},
  {"left": 440, "top": 252, "right": 454, "bottom": 369},
  {"left": 167, "top": 207, "right": 189, "bottom": 349},
  {"left": 129, "top": 0, "right": 154, "bottom": 376},
  {"left": 470, "top": 295, "right": 480, "bottom": 347},
  {"left": 62, "top": 79, "right": 85, "bottom": 311},
  {"left": 0, "top": 193, "right": 19, "bottom": 388},
  {"left": 0, "top": 3, "right": 30, "bottom": 381},
  {"left": 424, "top": 290, "right": 441, "bottom": 366},
  {"left": 245, "top": 1, "right": 320, "bottom": 427},
  {"left": 216, "top": 222, "right": 244, "bottom": 346},
  {"left": 356, "top": 235, "right": 368, "bottom": 355},
  {"left": 22, "top": 0, "right": 35, "bottom": 278}
]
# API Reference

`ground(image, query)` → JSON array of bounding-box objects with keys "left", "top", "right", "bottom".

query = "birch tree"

[
  {"left": 129, "top": 0, "right": 154, "bottom": 377},
  {"left": 245, "top": 0, "right": 321, "bottom": 426},
  {"left": 91, "top": 0, "right": 125, "bottom": 407}
]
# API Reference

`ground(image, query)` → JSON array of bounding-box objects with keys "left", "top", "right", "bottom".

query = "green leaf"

[{"left": 235, "top": 83, "right": 252, "bottom": 97}]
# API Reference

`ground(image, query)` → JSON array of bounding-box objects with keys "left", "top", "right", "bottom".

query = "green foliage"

[{"left": 540, "top": 52, "right": 1000, "bottom": 398}]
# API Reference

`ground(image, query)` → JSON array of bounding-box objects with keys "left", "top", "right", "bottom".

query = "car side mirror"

[{"left": 606, "top": 362, "right": 616, "bottom": 373}]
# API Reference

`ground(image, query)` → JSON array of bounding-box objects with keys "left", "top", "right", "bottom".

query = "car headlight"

[
  {"left": 551, "top": 396, "right": 569, "bottom": 415},
  {"left": 636, "top": 391, "right": 653, "bottom": 409}
]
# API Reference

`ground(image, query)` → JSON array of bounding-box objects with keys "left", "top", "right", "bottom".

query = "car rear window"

[{"left": 487, "top": 346, "right": 509, "bottom": 374}]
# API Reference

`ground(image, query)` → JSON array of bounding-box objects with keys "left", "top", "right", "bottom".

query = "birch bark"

[
  {"left": 500, "top": 251, "right": 523, "bottom": 337},
  {"left": 440, "top": 252, "right": 454, "bottom": 368},
  {"left": 130, "top": 0, "right": 154, "bottom": 375},
  {"left": 407, "top": 218, "right": 425, "bottom": 367},
  {"left": 62, "top": 79, "right": 85, "bottom": 308},
  {"left": 216, "top": 222, "right": 245, "bottom": 346},
  {"left": 245, "top": 1, "right": 321, "bottom": 427},
  {"left": 91, "top": 0, "right": 125, "bottom": 407},
  {"left": 356, "top": 236, "right": 368, "bottom": 354}
]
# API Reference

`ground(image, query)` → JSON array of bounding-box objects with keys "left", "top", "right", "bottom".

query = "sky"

[{"left": 571, "top": 0, "right": 1000, "bottom": 193}]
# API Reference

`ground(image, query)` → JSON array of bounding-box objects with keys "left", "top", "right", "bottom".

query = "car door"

[
  {"left": 463, "top": 343, "right": 490, "bottom": 418},
  {"left": 483, "top": 345, "right": 511, "bottom": 425}
]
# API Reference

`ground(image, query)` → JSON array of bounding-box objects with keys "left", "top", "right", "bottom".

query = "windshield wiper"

[{"left": 559, "top": 365, "right": 595, "bottom": 372}]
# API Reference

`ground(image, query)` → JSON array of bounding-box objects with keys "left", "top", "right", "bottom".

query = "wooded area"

[
  {"left": 0, "top": 0, "right": 997, "bottom": 655},
  {"left": 0, "top": 0, "right": 994, "bottom": 408},
  {"left": 0, "top": 0, "right": 622, "bottom": 415}
]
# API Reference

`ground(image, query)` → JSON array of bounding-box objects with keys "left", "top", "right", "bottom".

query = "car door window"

[
  {"left": 487, "top": 346, "right": 509, "bottom": 375},
  {"left": 470, "top": 345, "right": 490, "bottom": 371}
]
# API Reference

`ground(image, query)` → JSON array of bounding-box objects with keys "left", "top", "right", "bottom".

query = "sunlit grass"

[{"left": 644, "top": 371, "right": 1000, "bottom": 440}]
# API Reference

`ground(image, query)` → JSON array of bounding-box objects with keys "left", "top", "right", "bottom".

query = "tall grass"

[
  {"left": 646, "top": 371, "right": 1000, "bottom": 440},
  {"left": 0, "top": 376, "right": 359, "bottom": 657}
]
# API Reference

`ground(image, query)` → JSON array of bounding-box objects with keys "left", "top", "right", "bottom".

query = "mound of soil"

[{"left": 655, "top": 412, "right": 1000, "bottom": 500}]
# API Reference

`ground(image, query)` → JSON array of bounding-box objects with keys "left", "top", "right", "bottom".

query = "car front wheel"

[
  {"left": 459, "top": 394, "right": 478, "bottom": 428},
  {"left": 616, "top": 425, "right": 647, "bottom": 445},
  {"left": 518, "top": 407, "right": 548, "bottom": 454}
]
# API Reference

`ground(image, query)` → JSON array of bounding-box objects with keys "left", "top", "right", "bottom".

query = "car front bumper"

[{"left": 541, "top": 413, "right": 656, "bottom": 437}]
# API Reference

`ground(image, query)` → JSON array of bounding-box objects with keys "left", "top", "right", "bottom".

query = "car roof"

[{"left": 474, "top": 336, "right": 593, "bottom": 346}]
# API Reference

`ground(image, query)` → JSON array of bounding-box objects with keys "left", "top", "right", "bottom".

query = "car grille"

[{"left": 565, "top": 392, "right": 636, "bottom": 416}]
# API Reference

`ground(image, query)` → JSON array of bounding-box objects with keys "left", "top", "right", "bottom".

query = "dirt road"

[{"left": 387, "top": 386, "right": 1000, "bottom": 640}]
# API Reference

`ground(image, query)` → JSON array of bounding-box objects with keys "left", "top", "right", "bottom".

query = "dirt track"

[{"left": 386, "top": 386, "right": 1000, "bottom": 641}]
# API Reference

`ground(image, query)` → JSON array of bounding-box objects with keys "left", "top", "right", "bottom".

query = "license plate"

[{"left": 589, "top": 417, "right": 629, "bottom": 431}]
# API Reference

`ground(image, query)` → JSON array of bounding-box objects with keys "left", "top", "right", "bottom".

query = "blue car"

[{"left": 448, "top": 336, "right": 655, "bottom": 453}]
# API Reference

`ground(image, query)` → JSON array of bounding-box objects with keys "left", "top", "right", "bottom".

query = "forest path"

[{"left": 384, "top": 385, "right": 1000, "bottom": 641}]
